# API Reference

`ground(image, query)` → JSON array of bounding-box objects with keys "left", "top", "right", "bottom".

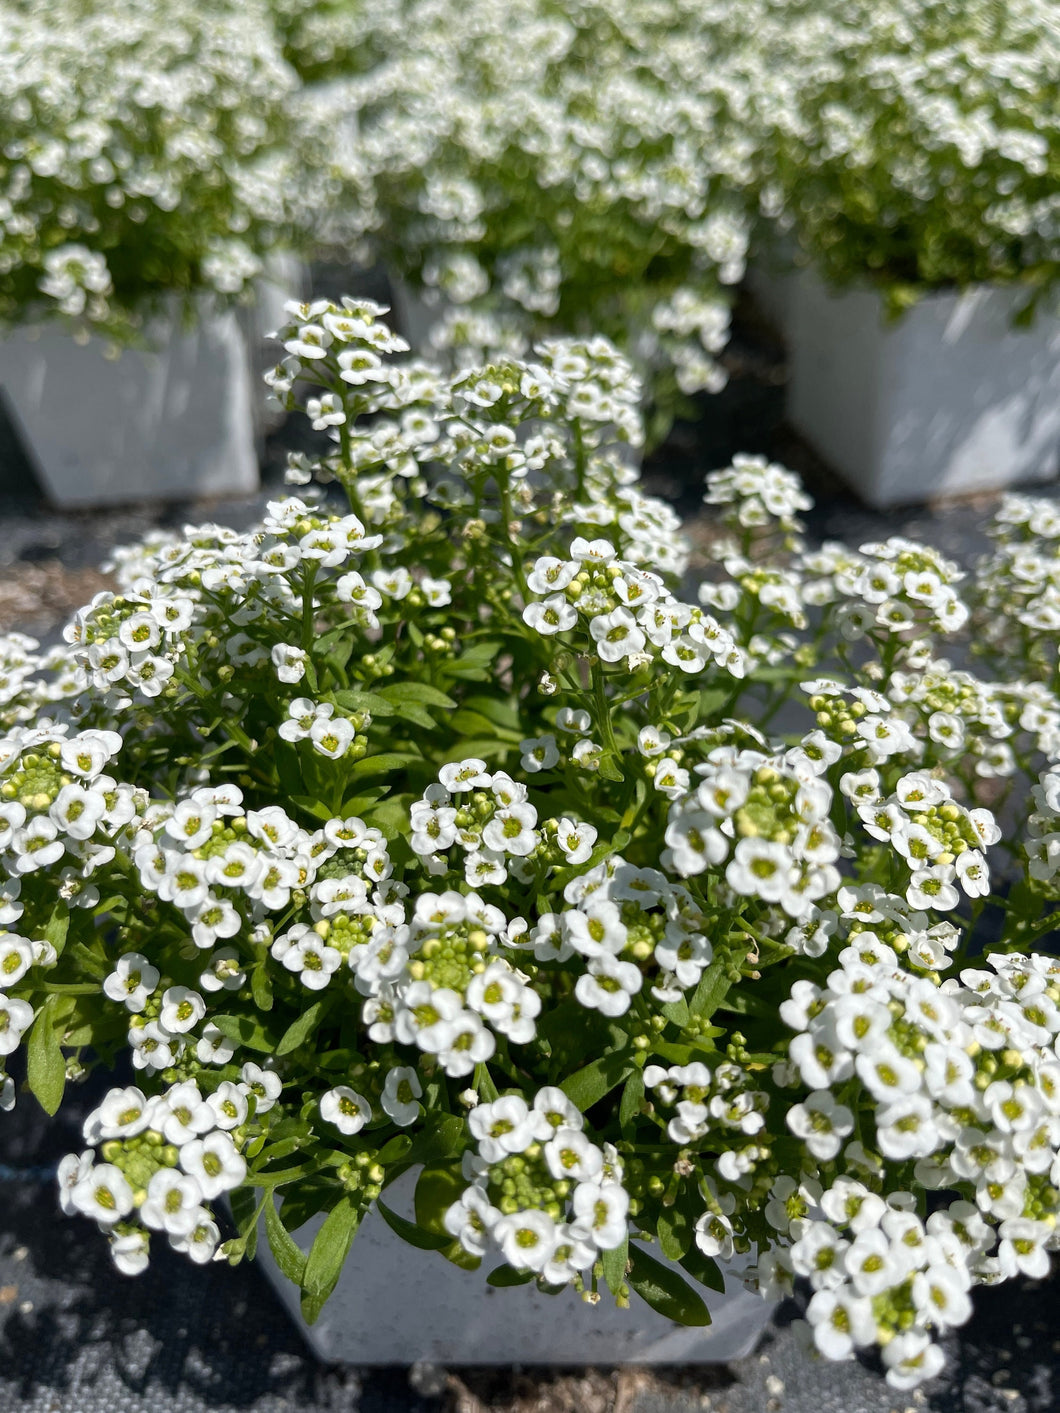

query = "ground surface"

[{"left": 2, "top": 282, "right": 1060, "bottom": 1412}]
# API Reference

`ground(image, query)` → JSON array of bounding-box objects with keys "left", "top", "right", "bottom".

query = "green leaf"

[
  {"left": 289, "top": 794, "right": 333, "bottom": 822},
  {"left": 338, "top": 790, "right": 386, "bottom": 817},
  {"left": 70, "top": 942, "right": 108, "bottom": 979},
  {"left": 380, "top": 700, "right": 438, "bottom": 730},
  {"left": 43, "top": 901, "right": 70, "bottom": 958},
  {"left": 414, "top": 1165, "right": 465, "bottom": 1236},
  {"left": 601, "top": 1236, "right": 629, "bottom": 1297},
  {"left": 350, "top": 752, "right": 422, "bottom": 780},
  {"left": 376, "top": 1134, "right": 413, "bottom": 1165},
  {"left": 597, "top": 754, "right": 625, "bottom": 783},
  {"left": 27, "top": 995, "right": 66, "bottom": 1116},
  {"left": 462, "top": 695, "right": 521, "bottom": 730},
  {"left": 276, "top": 999, "right": 329, "bottom": 1056},
  {"left": 689, "top": 955, "right": 737, "bottom": 1023},
  {"left": 300, "top": 1195, "right": 360, "bottom": 1324},
  {"left": 251, "top": 966, "right": 273, "bottom": 1013},
  {"left": 363, "top": 795, "right": 413, "bottom": 840},
  {"left": 405, "top": 1115, "right": 466, "bottom": 1167},
  {"left": 433, "top": 735, "right": 510, "bottom": 761},
  {"left": 698, "top": 687, "right": 731, "bottom": 718},
  {"left": 377, "top": 682, "right": 457, "bottom": 710},
  {"left": 628, "top": 1245, "right": 710, "bottom": 1326},
  {"left": 450, "top": 709, "right": 522, "bottom": 743},
  {"left": 333, "top": 688, "right": 400, "bottom": 716},
  {"left": 442, "top": 640, "right": 503, "bottom": 680},
  {"left": 486, "top": 1264, "right": 535, "bottom": 1288},
  {"left": 230, "top": 1186, "right": 259, "bottom": 1234},
  {"left": 210, "top": 1013, "right": 274, "bottom": 1054},
  {"left": 377, "top": 1199, "right": 451, "bottom": 1250},
  {"left": 474, "top": 1061, "right": 499, "bottom": 1103},
  {"left": 679, "top": 1245, "right": 726, "bottom": 1294},
  {"left": 660, "top": 996, "right": 689, "bottom": 1028},
  {"left": 561, "top": 1047, "right": 634, "bottom": 1113},
  {"left": 619, "top": 1070, "right": 645, "bottom": 1131},
  {"left": 657, "top": 1205, "right": 693, "bottom": 1262}
]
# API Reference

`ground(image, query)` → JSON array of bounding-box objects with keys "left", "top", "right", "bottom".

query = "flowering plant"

[
  {"left": 0, "top": 0, "right": 345, "bottom": 339},
  {"left": 274, "top": 0, "right": 751, "bottom": 424},
  {"left": 747, "top": 0, "right": 1060, "bottom": 313},
  {"left": 4, "top": 297, "right": 1060, "bottom": 1391}
]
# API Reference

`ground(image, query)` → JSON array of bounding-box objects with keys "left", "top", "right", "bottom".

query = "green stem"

[
  {"left": 592, "top": 661, "right": 622, "bottom": 760},
  {"left": 301, "top": 563, "right": 318, "bottom": 652}
]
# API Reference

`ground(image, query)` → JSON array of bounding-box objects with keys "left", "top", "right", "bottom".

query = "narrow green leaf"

[
  {"left": 561, "top": 1047, "right": 634, "bottom": 1113},
  {"left": 442, "top": 641, "right": 503, "bottom": 679},
  {"left": 230, "top": 1186, "right": 259, "bottom": 1235},
  {"left": 363, "top": 796, "right": 414, "bottom": 840},
  {"left": 601, "top": 1236, "right": 629, "bottom": 1297},
  {"left": 441, "top": 1240, "right": 482, "bottom": 1271},
  {"left": 660, "top": 996, "right": 690, "bottom": 1027},
  {"left": 332, "top": 688, "right": 398, "bottom": 715},
  {"left": 350, "top": 752, "right": 422, "bottom": 779},
  {"left": 383, "top": 701, "right": 438, "bottom": 730},
  {"left": 597, "top": 754, "right": 625, "bottom": 783},
  {"left": 377, "top": 682, "right": 457, "bottom": 710},
  {"left": 689, "top": 955, "right": 737, "bottom": 1022},
  {"left": 70, "top": 942, "right": 108, "bottom": 979},
  {"left": 463, "top": 694, "right": 521, "bottom": 730},
  {"left": 414, "top": 1165, "right": 465, "bottom": 1236},
  {"left": 405, "top": 1115, "right": 466, "bottom": 1167},
  {"left": 376, "top": 1134, "right": 413, "bottom": 1165},
  {"left": 474, "top": 1061, "right": 499, "bottom": 1103},
  {"left": 619, "top": 1070, "right": 645, "bottom": 1131},
  {"left": 657, "top": 1205, "right": 693, "bottom": 1262},
  {"left": 251, "top": 966, "right": 273, "bottom": 1013},
  {"left": 211, "top": 1013, "right": 274, "bottom": 1054},
  {"left": 679, "top": 1244, "right": 726, "bottom": 1294},
  {"left": 27, "top": 995, "right": 65, "bottom": 1116},
  {"left": 289, "top": 794, "right": 333, "bottom": 822},
  {"left": 377, "top": 1199, "right": 451, "bottom": 1251},
  {"left": 628, "top": 1245, "right": 710, "bottom": 1326},
  {"left": 300, "top": 1195, "right": 360, "bottom": 1324},
  {"left": 43, "top": 901, "right": 71, "bottom": 958},
  {"left": 450, "top": 709, "right": 522, "bottom": 743},
  {"left": 276, "top": 999, "right": 328, "bottom": 1057},
  {"left": 486, "top": 1264, "right": 535, "bottom": 1288}
]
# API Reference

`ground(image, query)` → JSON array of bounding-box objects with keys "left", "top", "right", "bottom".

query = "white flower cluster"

[
  {"left": 741, "top": 0, "right": 1060, "bottom": 295},
  {"left": 0, "top": 300, "right": 1058, "bottom": 1391},
  {"left": 1028, "top": 768, "right": 1060, "bottom": 891},
  {"left": 974, "top": 493, "right": 1060, "bottom": 681},
  {"left": 276, "top": 0, "right": 746, "bottom": 402},
  {"left": 522, "top": 539, "right": 746, "bottom": 679},
  {"left": 763, "top": 948, "right": 1060, "bottom": 1386},
  {"left": 664, "top": 748, "right": 841, "bottom": 921},
  {"left": 444, "top": 1088, "right": 629, "bottom": 1283},
  {"left": 645, "top": 1061, "right": 767, "bottom": 1154},
  {"left": 0, "top": 0, "right": 345, "bottom": 335},
  {"left": 346, "top": 886, "right": 539, "bottom": 1079},
  {"left": 58, "top": 1070, "right": 278, "bottom": 1273}
]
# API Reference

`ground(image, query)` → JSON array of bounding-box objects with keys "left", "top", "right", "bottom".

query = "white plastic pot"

[
  {"left": 256, "top": 1172, "right": 775, "bottom": 1366},
  {"left": 242, "top": 253, "right": 311, "bottom": 444},
  {"left": 750, "top": 266, "right": 1060, "bottom": 508},
  {"left": 387, "top": 274, "right": 455, "bottom": 355},
  {"left": 0, "top": 300, "right": 260, "bottom": 508}
]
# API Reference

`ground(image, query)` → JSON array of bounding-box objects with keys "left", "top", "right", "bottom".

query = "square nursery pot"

[
  {"left": 256, "top": 1172, "right": 775, "bottom": 1366},
  {"left": 0, "top": 299, "right": 261, "bottom": 508},
  {"left": 750, "top": 265, "right": 1060, "bottom": 508}
]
